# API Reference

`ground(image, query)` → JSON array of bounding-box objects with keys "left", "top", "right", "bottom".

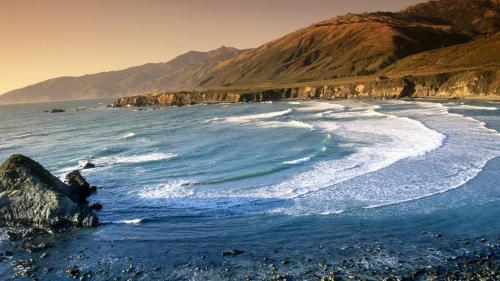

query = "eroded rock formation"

[
  {"left": 0, "top": 154, "right": 98, "bottom": 229},
  {"left": 113, "top": 69, "right": 499, "bottom": 107}
]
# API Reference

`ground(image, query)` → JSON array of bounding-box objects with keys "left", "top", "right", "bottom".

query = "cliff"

[{"left": 113, "top": 69, "right": 500, "bottom": 107}]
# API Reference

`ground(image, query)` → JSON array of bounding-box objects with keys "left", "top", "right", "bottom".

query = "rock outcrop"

[
  {"left": 113, "top": 69, "right": 500, "bottom": 107},
  {"left": 0, "top": 154, "right": 98, "bottom": 229}
]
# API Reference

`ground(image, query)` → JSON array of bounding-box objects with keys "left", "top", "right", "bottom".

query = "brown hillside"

[
  {"left": 384, "top": 32, "right": 500, "bottom": 75},
  {"left": 197, "top": 13, "right": 469, "bottom": 89},
  {"left": 401, "top": 0, "right": 500, "bottom": 36}
]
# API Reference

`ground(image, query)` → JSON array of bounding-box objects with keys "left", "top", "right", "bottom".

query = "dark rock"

[
  {"left": 65, "top": 170, "right": 92, "bottom": 203},
  {"left": 89, "top": 186, "right": 97, "bottom": 193},
  {"left": 221, "top": 249, "right": 244, "bottom": 257},
  {"left": 50, "top": 109, "right": 65, "bottom": 113},
  {"left": 82, "top": 162, "right": 95, "bottom": 169},
  {"left": 0, "top": 154, "right": 98, "bottom": 229},
  {"left": 67, "top": 265, "right": 80, "bottom": 278},
  {"left": 90, "top": 203, "right": 102, "bottom": 210}
]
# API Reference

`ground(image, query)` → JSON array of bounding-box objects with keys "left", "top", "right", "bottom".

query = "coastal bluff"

[{"left": 113, "top": 70, "right": 500, "bottom": 107}]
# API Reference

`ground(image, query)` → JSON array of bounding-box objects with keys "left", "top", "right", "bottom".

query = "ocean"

[{"left": 0, "top": 99, "right": 499, "bottom": 280}]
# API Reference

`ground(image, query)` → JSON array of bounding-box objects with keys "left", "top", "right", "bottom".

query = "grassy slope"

[
  {"left": 383, "top": 32, "right": 500, "bottom": 75},
  {"left": 197, "top": 13, "right": 469, "bottom": 89}
]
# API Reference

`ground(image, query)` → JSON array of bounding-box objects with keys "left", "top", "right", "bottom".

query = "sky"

[{"left": 0, "top": 0, "right": 423, "bottom": 94}]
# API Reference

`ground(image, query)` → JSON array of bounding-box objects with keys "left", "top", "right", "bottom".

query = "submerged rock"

[
  {"left": 0, "top": 154, "right": 98, "bottom": 229},
  {"left": 221, "top": 249, "right": 244, "bottom": 257},
  {"left": 49, "top": 109, "right": 65, "bottom": 113},
  {"left": 82, "top": 162, "right": 95, "bottom": 169}
]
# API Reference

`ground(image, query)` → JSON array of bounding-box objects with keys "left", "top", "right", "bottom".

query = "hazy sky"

[{"left": 0, "top": 0, "right": 422, "bottom": 94}]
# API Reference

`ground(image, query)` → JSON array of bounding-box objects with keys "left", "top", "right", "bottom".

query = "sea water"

[{"left": 0, "top": 99, "right": 499, "bottom": 279}]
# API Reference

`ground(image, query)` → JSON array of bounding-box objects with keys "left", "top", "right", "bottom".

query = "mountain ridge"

[
  {"left": 0, "top": 46, "right": 244, "bottom": 104},
  {"left": 1, "top": 0, "right": 499, "bottom": 104}
]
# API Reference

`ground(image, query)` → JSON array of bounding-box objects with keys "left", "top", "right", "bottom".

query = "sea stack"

[{"left": 0, "top": 154, "right": 98, "bottom": 229}]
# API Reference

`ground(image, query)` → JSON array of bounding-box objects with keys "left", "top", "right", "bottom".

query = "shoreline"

[{"left": 113, "top": 70, "right": 500, "bottom": 107}]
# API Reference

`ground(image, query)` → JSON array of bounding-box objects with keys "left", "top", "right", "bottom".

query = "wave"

[
  {"left": 113, "top": 219, "right": 143, "bottom": 224},
  {"left": 120, "top": 132, "right": 136, "bottom": 139},
  {"left": 283, "top": 156, "right": 311, "bottom": 165},
  {"left": 225, "top": 108, "right": 292, "bottom": 123},
  {"left": 296, "top": 101, "right": 345, "bottom": 112},
  {"left": 256, "top": 120, "right": 314, "bottom": 130},
  {"left": 253, "top": 113, "right": 446, "bottom": 200},
  {"left": 315, "top": 109, "right": 385, "bottom": 119},
  {"left": 452, "top": 104, "right": 498, "bottom": 111},
  {"left": 95, "top": 152, "right": 177, "bottom": 165},
  {"left": 313, "top": 121, "right": 339, "bottom": 132},
  {"left": 1, "top": 133, "right": 31, "bottom": 141},
  {"left": 204, "top": 117, "right": 220, "bottom": 123},
  {"left": 283, "top": 101, "right": 500, "bottom": 214},
  {"left": 138, "top": 180, "right": 194, "bottom": 199}
]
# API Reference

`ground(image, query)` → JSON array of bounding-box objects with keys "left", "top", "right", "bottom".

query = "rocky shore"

[
  {"left": 0, "top": 154, "right": 99, "bottom": 231},
  {"left": 113, "top": 69, "right": 499, "bottom": 107}
]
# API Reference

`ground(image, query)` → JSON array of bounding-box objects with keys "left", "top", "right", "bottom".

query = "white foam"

[
  {"left": 288, "top": 101, "right": 302, "bottom": 105},
  {"left": 257, "top": 120, "right": 315, "bottom": 130},
  {"left": 315, "top": 107, "right": 385, "bottom": 119},
  {"left": 452, "top": 104, "right": 498, "bottom": 111},
  {"left": 116, "top": 219, "right": 143, "bottom": 224},
  {"left": 284, "top": 101, "right": 500, "bottom": 214},
  {"left": 260, "top": 101, "right": 273, "bottom": 104},
  {"left": 95, "top": 152, "right": 177, "bottom": 165},
  {"left": 204, "top": 117, "right": 220, "bottom": 123},
  {"left": 120, "top": 132, "right": 136, "bottom": 139},
  {"left": 283, "top": 156, "right": 311, "bottom": 165},
  {"left": 225, "top": 108, "right": 292, "bottom": 123},
  {"left": 2, "top": 133, "right": 31, "bottom": 141},
  {"left": 296, "top": 101, "right": 345, "bottom": 112},
  {"left": 128, "top": 101, "right": 500, "bottom": 216},
  {"left": 138, "top": 180, "right": 194, "bottom": 199},
  {"left": 249, "top": 113, "right": 446, "bottom": 200},
  {"left": 313, "top": 121, "right": 339, "bottom": 132}
]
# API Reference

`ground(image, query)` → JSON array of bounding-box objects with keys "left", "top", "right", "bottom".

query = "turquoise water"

[{"left": 0, "top": 99, "right": 499, "bottom": 279}]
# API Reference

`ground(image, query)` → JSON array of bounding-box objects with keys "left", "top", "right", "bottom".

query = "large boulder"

[{"left": 0, "top": 154, "right": 98, "bottom": 229}]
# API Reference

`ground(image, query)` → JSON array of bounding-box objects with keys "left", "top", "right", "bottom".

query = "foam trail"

[
  {"left": 283, "top": 156, "right": 312, "bottom": 165},
  {"left": 138, "top": 180, "right": 194, "bottom": 199},
  {"left": 251, "top": 113, "right": 445, "bottom": 200},
  {"left": 176, "top": 106, "right": 445, "bottom": 207},
  {"left": 2, "top": 133, "right": 31, "bottom": 141},
  {"left": 225, "top": 108, "right": 292, "bottom": 123},
  {"left": 95, "top": 152, "right": 177, "bottom": 165},
  {"left": 452, "top": 104, "right": 498, "bottom": 111},
  {"left": 285, "top": 101, "right": 500, "bottom": 214},
  {"left": 297, "top": 101, "right": 345, "bottom": 112},
  {"left": 257, "top": 120, "right": 315, "bottom": 130},
  {"left": 114, "top": 219, "right": 143, "bottom": 224},
  {"left": 120, "top": 132, "right": 136, "bottom": 139}
]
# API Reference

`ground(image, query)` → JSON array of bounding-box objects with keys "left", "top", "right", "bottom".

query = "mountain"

[
  {"left": 0, "top": 46, "right": 243, "bottom": 104},
  {"left": 383, "top": 32, "right": 500, "bottom": 75},
  {"left": 1, "top": 0, "right": 499, "bottom": 104},
  {"left": 400, "top": 0, "right": 500, "bottom": 36},
  {"left": 196, "top": 12, "right": 470, "bottom": 89}
]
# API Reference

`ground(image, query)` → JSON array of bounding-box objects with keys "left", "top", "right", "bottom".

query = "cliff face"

[{"left": 114, "top": 69, "right": 499, "bottom": 107}]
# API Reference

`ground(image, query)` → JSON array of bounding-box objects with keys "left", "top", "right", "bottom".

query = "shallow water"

[{"left": 0, "top": 99, "right": 499, "bottom": 279}]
